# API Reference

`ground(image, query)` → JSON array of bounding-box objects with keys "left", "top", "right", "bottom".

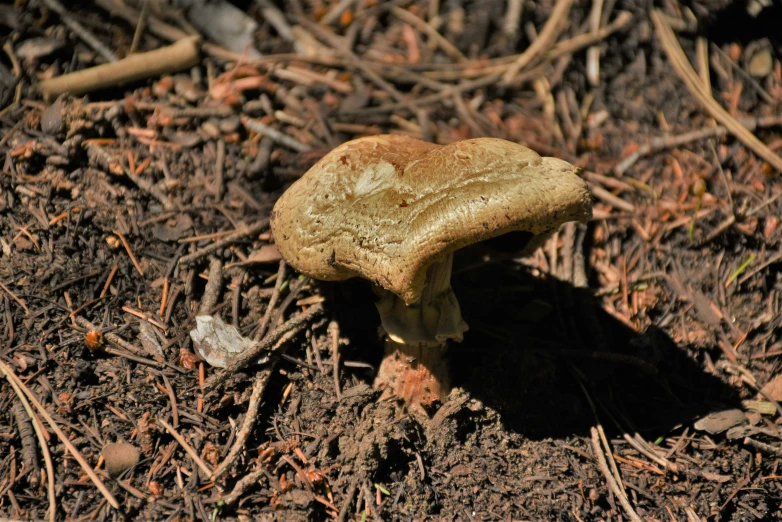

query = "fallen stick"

[
  {"left": 651, "top": 11, "right": 782, "bottom": 173},
  {"left": 41, "top": 0, "right": 118, "bottom": 63},
  {"left": 614, "top": 114, "right": 782, "bottom": 175},
  {"left": 590, "top": 427, "right": 643, "bottom": 522},
  {"left": 157, "top": 418, "right": 214, "bottom": 478},
  {"left": 221, "top": 466, "right": 267, "bottom": 505},
  {"left": 210, "top": 368, "right": 270, "bottom": 480},
  {"left": 500, "top": 0, "right": 575, "bottom": 85},
  {"left": 0, "top": 361, "right": 120, "bottom": 510},
  {"left": 39, "top": 36, "right": 200, "bottom": 99},
  {"left": 2, "top": 365, "right": 56, "bottom": 522},
  {"left": 255, "top": 260, "right": 287, "bottom": 340},
  {"left": 178, "top": 219, "right": 270, "bottom": 266}
]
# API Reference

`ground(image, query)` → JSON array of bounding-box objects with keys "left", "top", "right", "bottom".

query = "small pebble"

[{"left": 102, "top": 442, "right": 140, "bottom": 477}]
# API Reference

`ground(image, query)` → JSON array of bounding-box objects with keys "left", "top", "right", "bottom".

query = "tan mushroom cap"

[{"left": 270, "top": 135, "right": 592, "bottom": 305}]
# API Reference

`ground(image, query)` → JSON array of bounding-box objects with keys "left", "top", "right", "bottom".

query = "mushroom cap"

[{"left": 271, "top": 135, "right": 592, "bottom": 305}]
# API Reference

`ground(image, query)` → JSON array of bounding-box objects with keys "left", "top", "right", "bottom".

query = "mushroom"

[{"left": 270, "top": 135, "right": 592, "bottom": 410}]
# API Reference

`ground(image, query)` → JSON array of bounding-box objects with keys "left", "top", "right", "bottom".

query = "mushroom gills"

[{"left": 482, "top": 230, "right": 534, "bottom": 254}]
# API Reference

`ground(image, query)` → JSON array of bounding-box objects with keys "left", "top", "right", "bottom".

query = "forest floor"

[{"left": 1, "top": 0, "right": 781, "bottom": 520}]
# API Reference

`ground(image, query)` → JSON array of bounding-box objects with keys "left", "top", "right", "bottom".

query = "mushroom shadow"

[
  {"left": 332, "top": 252, "right": 742, "bottom": 441},
  {"left": 448, "top": 257, "right": 743, "bottom": 440}
]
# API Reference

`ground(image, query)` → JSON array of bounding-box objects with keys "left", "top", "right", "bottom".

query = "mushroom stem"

[
  {"left": 375, "top": 339, "right": 450, "bottom": 406},
  {"left": 374, "top": 254, "right": 468, "bottom": 408}
]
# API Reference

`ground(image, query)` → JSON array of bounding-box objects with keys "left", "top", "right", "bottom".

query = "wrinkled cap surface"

[{"left": 271, "top": 135, "right": 592, "bottom": 305}]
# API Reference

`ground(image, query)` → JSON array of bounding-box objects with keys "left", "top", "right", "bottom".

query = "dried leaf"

[
  {"left": 153, "top": 215, "right": 193, "bottom": 242},
  {"left": 138, "top": 322, "right": 165, "bottom": 359},
  {"left": 693, "top": 409, "right": 745, "bottom": 434},
  {"left": 760, "top": 373, "right": 782, "bottom": 401},
  {"left": 247, "top": 244, "right": 282, "bottom": 264},
  {"left": 190, "top": 315, "right": 258, "bottom": 368}
]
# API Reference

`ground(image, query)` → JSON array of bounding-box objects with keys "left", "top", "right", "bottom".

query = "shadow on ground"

[{"left": 333, "top": 250, "right": 742, "bottom": 441}]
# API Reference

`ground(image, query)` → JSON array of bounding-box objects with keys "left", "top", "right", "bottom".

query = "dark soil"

[{"left": 1, "top": 1, "right": 781, "bottom": 521}]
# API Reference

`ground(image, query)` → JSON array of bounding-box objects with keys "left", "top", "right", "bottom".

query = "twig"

[
  {"left": 330, "top": 320, "right": 342, "bottom": 400},
  {"left": 40, "top": 0, "right": 118, "bottom": 63},
  {"left": 161, "top": 375, "right": 179, "bottom": 429},
  {"left": 3, "top": 371, "right": 55, "bottom": 522},
  {"left": 241, "top": 116, "right": 311, "bottom": 152},
  {"left": 157, "top": 418, "right": 214, "bottom": 478},
  {"left": 0, "top": 361, "right": 120, "bottom": 510},
  {"left": 500, "top": 0, "right": 575, "bottom": 85},
  {"left": 589, "top": 183, "right": 635, "bottom": 212},
  {"left": 586, "top": 0, "right": 605, "bottom": 86},
  {"left": 321, "top": 0, "right": 357, "bottom": 26},
  {"left": 590, "top": 427, "right": 643, "bottom": 522},
  {"left": 614, "top": 115, "right": 782, "bottom": 175},
  {"left": 86, "top": 144, "right": 176, "bottom": 210},
  {"left": 39, "top": 36, "right": 200, "bottom": 98},
  {"left": 597, "top": 424, "right": 624, "bottom": 490},
  {"left": 178, "top": 219, "right": 270, "bottom": 266},
  {"left": 695, "top": 37, "right": 710, "bottom": 92},
  {"left": 203, "top": 303, "right": 324, "bottom": 392},
  {"left": 72, "top": 316, "right": 165, "bottom": 365},
  {"left": 0, "top": 280, "right": 29, "bottom": 315},
  {"left": 214, "top": 139, "right": 226, "bottom": 200},
  {"left": 503, "top": 0, "right": 524, "bottom": 38},
  {"left": 623, "top": 433, "right": 676, "bottom": 472},
  {"left": 211, "top": 369, "right": 271, "bottom": 480},
  {"left": 336, "top": 474, "right": 361, "bottom": 522},
  {"left": 122, "top": 305, "right": 167, "bottom": 332},
  {"left": 651, "top": 10, "right": 782, "bottom": 173},
  {"left": 390, "top": 7, "right": 467, "bottom": 63},
  {"left": 221, "top": 466, "right": 267, "bottom": 505},
  {"left": 255, "top": 260, "right": 287, "bottom": 340},
  {"left": 129, "top": 0, "right": 149, "bottom": 55},
  {"left": 198, "top": 257, "right": 224, "bottom": 315},
  {"left": 297, "top": 17, "right": 408, "bottom": 104},
  {"left": 254, "top": 0, "right": 297, "bottom": 43},
  {"left": 743, "top": 437, "right": 782, "bottom": 457},
  {"left": 114, "top": 231, "right": 144, "bottom": 277},
  {"left": 11, "top": 399, "right": 40, "bottom": 484},
  {"left": 281, "top": 455, "right": 314, "bottom": 493}
]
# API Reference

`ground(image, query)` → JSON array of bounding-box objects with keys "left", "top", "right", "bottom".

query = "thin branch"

[
  {"left": 39, "top": 36, "right": 200, "bottom": 98},
  {"left": 590, "top": 427, "right": 643, "bottom": 522},
  {"left": 0, "top": 361, "right": 120, "bottom": 510},
  {"left": 2, "top": 366, "right": 55, "bottom": 522},
  {"left": 40, "top": 0, "right": 119, "bottom": 63},
  {"left": 157, "top": 418, "right": 214, "bottom": 478},
  {"left": 651, "top": 10, "right": 782, "bottom": 173},
  {"left": 255, "top": 260, "right": 287, "bottom": 340},
  {"left": 390, "top": 6, "right": 467, "bottom": 63},
  {"left": 178, "top": 219, "right": 270, "bottom": 266},
  {"left": 210, "top": 369, "right": 270, "bottom": 480},
  {"left": 500, "top": 0, "right": 575, "bottom": 85}
]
